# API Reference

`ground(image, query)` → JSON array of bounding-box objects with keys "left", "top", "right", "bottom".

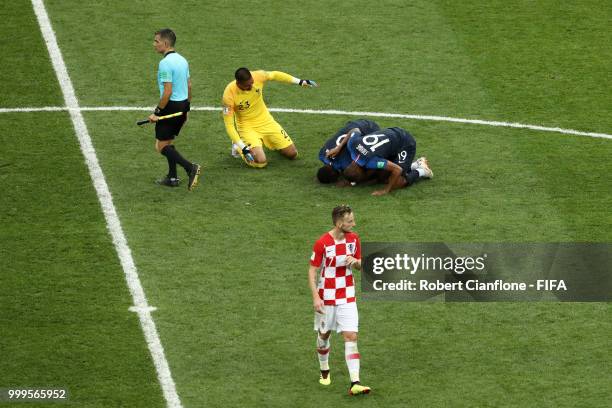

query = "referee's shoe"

[
  {"left": 156, "top": 176, "right": 180, "bottom": 187},
  {"left": 188, "top": 163, "right": 201, "bottom": 191}
]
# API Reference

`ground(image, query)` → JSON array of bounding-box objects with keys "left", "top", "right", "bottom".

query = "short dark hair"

[
  {"left": 235, "top": 67, "right": 252, "bottom": 83},
  {"left": 332, "top": 205, "right": 353, "bottom": 224},
  {"left": 155, "top": 28, "right": 176, "bottom": 46},
  {"left": 317, "top": 165, "right": 339, "bottom": 184}
]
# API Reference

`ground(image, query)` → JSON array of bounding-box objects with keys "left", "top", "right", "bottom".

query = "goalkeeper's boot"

[
  {"left": 319, "top": 371, "right": 331, "bottom": 386},
  {"left": 348, "top": 382, "right": 371, "bottom": 396},
  {"left": 416, "top": 157, "right": 433, "bottom": 179},
  {"left": 156, "top": 176, "right": 180, "bottom": 187},
  {"left": 187, "top": 163, "right": 202, "bottom": 191}
]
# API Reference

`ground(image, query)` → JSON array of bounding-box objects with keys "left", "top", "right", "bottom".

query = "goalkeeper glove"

[
  {"left": 242, "top": 145, "right": 254, "bottom": 162},
  {"left": 299, "top": 79, "right": 318, "bottom": 88}
]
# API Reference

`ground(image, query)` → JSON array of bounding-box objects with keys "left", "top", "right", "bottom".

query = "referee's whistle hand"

[{"left": 148, "top": 114, "right": 159, "bottom": 122}]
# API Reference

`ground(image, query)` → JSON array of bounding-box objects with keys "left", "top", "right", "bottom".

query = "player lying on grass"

[
  {"left": 309, "top": 205, "right": 371, "bottom": 396},
  {"left": 222, "top": 67, "right": 317, "bottom": 168},
  {"left": 317, "top": 119, "right": 381, "bottom": 184},
  {"left": 341, "top": 127, "right": 433, "bottom": 196}
]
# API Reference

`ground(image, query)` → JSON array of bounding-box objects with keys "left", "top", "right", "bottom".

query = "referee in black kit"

[{"left": 148, "top": 28, "right": 201, "bottom": 190}]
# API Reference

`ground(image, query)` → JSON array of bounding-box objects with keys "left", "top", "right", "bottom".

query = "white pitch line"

[
  {"left": 268, "top": 107, "right": 612, "bottom": 140},
  {"left": 2, "top": 105, "right": 611, "bottom": 140},
  {"left": 31, "top": 2, "right": 182, "bottom": 408},
  {"left": 0, "top": 106, "right": 66, "bottom": 112}
]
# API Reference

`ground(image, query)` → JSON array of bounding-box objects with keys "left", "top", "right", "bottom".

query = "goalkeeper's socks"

[
  {"left": 317, "top": 334, "right": 331, "bottom": 371},
  {"left": 162, "top": 145, "right": 192, "bottom": 174},
  {"left": 345, "top": 341, "right": 360, "bottom": 383}
]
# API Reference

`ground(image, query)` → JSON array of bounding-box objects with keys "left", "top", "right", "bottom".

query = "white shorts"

[{"left": 314, "top": 302, "right": 359, "bottom": 333}]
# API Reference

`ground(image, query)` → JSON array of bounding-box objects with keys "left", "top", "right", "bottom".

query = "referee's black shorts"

[{"left": 155, "top": 99, "right": 189, "bottom": 141}]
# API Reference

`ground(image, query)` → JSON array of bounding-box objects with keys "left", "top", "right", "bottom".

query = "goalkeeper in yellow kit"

[{"left": 222, "top": 67, "right": 318, "bottom": 168}]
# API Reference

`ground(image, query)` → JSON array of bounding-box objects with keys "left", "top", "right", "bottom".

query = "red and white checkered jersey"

[{"left": 310, "top": 232, "right": 361, "bottom": 305}]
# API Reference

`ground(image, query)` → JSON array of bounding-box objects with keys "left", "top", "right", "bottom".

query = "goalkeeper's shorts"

[{"left": 238, "top": 121, "right": 294, "bottom": 150}]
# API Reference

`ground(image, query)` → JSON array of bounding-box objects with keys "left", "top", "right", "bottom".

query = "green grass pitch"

[{"left": 0, "top": 1, "right": 610, "bottom": 407}]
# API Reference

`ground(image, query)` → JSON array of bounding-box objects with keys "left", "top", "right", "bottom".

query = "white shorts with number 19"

[{"left": 314, "top": 302, "right": 359, "bottom": 333}]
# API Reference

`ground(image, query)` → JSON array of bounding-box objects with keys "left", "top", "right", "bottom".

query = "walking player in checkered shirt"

[{"left": 308, "top": 205, "right": 371, "bottom": 396}]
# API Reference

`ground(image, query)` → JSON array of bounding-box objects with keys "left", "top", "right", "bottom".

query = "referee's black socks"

[
  {"left": 161, "top": 145, "right": 192, "bottom": 176},
  {"left": 161, "top": 145, "right": 178, "bottom": 178}
]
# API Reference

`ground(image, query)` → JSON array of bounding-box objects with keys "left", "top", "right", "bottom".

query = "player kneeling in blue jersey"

[
  {"left": 317, "top": 119, "right": 381, "bottom": 185},
  {"left": 343, "top": 127, "right": 433, "bottom": 196}
]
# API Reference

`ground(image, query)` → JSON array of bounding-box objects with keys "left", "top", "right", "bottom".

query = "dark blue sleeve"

[
  {"left": 348, "top": 138, "right": 360, "bottom": 162},
  {"left": 361, "top": 156, "right": 387, "bottom": 170}
]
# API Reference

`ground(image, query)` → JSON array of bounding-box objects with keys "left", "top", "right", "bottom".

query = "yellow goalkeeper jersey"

[{"left": 222, "top": 70, "right": 296, "bottom": 143}]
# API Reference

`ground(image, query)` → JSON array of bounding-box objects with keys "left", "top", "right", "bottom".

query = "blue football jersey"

[
  {"left": 348, "top": 127, "right": 416, "bottom": 170},
  {"left": 319, "top": 119, "right": 380, "bottom": 171}
]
